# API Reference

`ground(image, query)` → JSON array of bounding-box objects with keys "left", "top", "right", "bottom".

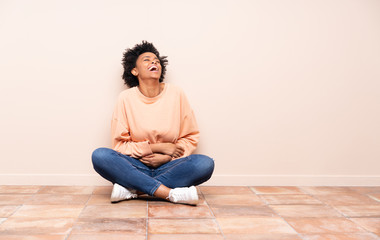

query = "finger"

[
  {"left": 141, "top": 158, "right": 152, "bottom": 163},
  {"left": 177, "top": 149, "right": 184, "bottom": 155},
  {"left": 174, "top": 150, "right": 184, "bottom": 156},
  {"left": 177, "top": 145, "right": 184, "bottom": 150},
  {"left": 141, "top": 161, "right": 152, "bottom": 166},
  {"left": 174, "top": 148, "right": 182, "bottom": 154},
  {"left": 177, "top": 147, "right": 185, "bottom": 152}
]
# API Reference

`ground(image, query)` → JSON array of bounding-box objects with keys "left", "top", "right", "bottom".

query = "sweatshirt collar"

[{"left": 135, "top": 83, "right": 168, "bottom": 104}]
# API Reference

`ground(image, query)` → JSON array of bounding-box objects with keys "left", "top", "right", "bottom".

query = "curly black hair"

[{"left": 121, "top": 41, "right": 168, "bottom": 88}]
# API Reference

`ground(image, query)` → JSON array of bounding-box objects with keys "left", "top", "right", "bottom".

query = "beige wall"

[{"left": 1, "top": 0, "right": 379, "bottom": 186}]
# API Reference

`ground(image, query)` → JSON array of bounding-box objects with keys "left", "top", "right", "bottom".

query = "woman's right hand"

[
  {"left": 150, "top": 143, "right": 184, "bottom": 158},
  {"left": 171, "top": 144, "right": 185, "bottom": 158}
]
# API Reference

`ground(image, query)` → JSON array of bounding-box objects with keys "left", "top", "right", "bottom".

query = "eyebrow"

[{"left": 142, "top": 56, "right": 158, "bottom": 60}]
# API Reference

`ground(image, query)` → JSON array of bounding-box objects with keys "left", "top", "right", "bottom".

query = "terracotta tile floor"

[{"left": 0, "top": 186, "right": 379, "bottom": 240}]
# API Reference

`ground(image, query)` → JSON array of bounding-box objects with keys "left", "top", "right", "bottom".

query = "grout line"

[
  {"left": 2, "top": 185, "right": 379, "bottom": 239},
  {"left": 367, "top": 193, "right": 380, "bottom": 203},
  {"left": 63, "top": 187, "right": 92, "bottom": 240},
  {"left": 251, "top": 189, "right": 305, "bottom": 240},
  {"left": 2, "top": 185, "right": 44, "bottom": 222},
  {"left": 249, "top": 186, "right": 257, "bottom": 194},
  {"left": 298, "top": 186, "right": 311, "bottom": 195},
  {"left": 297, "top": 187, "right": 379, "bottom": 237},
  {"left": 250, "top": 186, "right": 316, "bottom": 240},
  {"left": 35, "top": 185, "right": 44, "bottom": 194},
  {"left": 305, "top": 191, "right": 349, "bottom": 218},
  {"left": 200, "top": 187, "right": 226, "bottom": 240},
  {"left": 146, "top": 199, "right": 149, "bottom": 240},
  {"left": 10, "top": 188, "right": 35, "bottom": 218},
  {"left": 265, "top": 203, "right": 307, "bottom": 240}
]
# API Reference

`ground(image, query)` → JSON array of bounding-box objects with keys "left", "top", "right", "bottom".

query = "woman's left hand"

[{"left": 140, "top": 153, "right": 171, "bottom": 168}]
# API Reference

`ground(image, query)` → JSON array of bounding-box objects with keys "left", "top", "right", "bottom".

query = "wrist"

[{"left": 150, "top": 143, "right": 162, "bottom": 153}]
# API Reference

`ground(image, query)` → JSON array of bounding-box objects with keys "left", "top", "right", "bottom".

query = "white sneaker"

[
  {"left": 110, "top": 183, "right": 138, "bottom": 203},
  {"left": 168, "top": 186, "right": 199, "bottom": 205}
]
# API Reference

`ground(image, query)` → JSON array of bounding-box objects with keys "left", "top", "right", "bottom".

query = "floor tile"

[
  {"left": 11, "top": 205, "right": 84, "bottom": 218},
  {"left": 350, "top": 218, "right": 380, "bottom": 235},
  {"left": 270, "top": 205, "right": 343, "bottom": 218},
  {"left": 224, "top": 234, "right": 302, "bottom": 240},
  {"left": 259, "top": 194, "right": 322, "bottom": 205},
  {"left": 71, "top": 218, "right": 146, "bottom": 234},
  {"left": 0, "top": 195, "right": 33, "bottom": 205},
  {"left": 204, "top": 194, "right": 264, "bottom": 206},
  {"left": 148, "top": 234, "right": 225, "bottom": 240},
  {"left": 0, "top": 236, "right": 66, "bottom": 240},
  {"left": 301, "top": 233, "right": 379, "bottom": 240},
  {"left": 0, "top": 185, "right": 41, "bottom": 194},
  {"left": 1, "top": 184, "right": 379, "bottom": 240},
  {"left": 67, "top": 233, "right": 146, "bottom": 240},
  {"left": 79, "top": 205, "right": 146, "bottom": 219},
  {"left": 300, "top": 187, "right": 357, "bottom": 195},
  {"left": 0, "top": 217, "right": 75, "bottom": 235},
  {"left": 333, "top": 205, "right": 380, "bottom": 217},
  {"left": 315, "top": 193, "right": 379, "bottom": 205},
  {"left": 148, "top": 194, "right": 208, "bottom": 206},
  {"left": 199, "top": 186, "right": 254, "bottom": 195},
  {"left": 211, "top": 205, "right": 276, "bottom": 218},
  {"left": 25, "top": 194, "right": 90, "bottom": 205},
  {"left": 87, "top": 194, "right": 147, "bottom": 205},
  {"left": 350, "top": 187, "right": 380, "bottom": 194},
  {"left": 0, "top": 205, "right": 20, "bottom": 217},
  {"left": 92, "top": 186, "right": 113, "bottom": 195},
  {"left": 148, "top": 218, "right": 220, "bottom": 234},
  {"left": 86, "top": 194, "right": 110, "bottom": 205},
  {"left": 251, "top": 187, "right": 304, "bottom": 195},
  {"left": 148, "top": 204, "right": 213, "bottom": 218},
  {"left": 285, "top": 218, "right": 365, "bottom": 234},
  {"left": 368, "top": 193, "right": 380, "bottom": 202},
  {"left": 38, "top": 186, "right": 94, "bottom": 195},
  {"left": 217, "top": 217, "right": 297, "bottom": 234}
]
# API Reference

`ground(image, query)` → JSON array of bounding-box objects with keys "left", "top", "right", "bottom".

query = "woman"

[{"left": 92, "top": 41, "right": 214, "bottom": 205}]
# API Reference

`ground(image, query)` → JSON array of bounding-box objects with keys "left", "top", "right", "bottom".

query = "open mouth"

[{"left": 148, "top": 65, "right": 159, "bottom": 72}]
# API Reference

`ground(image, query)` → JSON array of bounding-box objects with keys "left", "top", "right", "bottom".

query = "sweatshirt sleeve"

[
  {"left": 175, "top": 89, "right": 200, "bottom": 157},
  {"left": 111, "top": 94, "right": 153, "bottom": 158}
]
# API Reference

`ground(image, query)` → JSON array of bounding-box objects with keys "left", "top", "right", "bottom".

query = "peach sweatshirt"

[{"left": 111, "top": 83, "right": 200, "bottom": 159}]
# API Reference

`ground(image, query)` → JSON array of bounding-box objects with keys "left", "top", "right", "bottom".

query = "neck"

[{"left": 138, "top": 80, "right": 164, "bottom": 98}]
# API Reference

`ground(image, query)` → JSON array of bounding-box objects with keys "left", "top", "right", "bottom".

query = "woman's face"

[{"left": 131, "top": 52, "right": 162, "bottom": 81}]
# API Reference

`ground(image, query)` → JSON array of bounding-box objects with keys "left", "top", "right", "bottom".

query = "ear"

[{"left": 131, "top": 68, "right": 138, "bottom": 76}]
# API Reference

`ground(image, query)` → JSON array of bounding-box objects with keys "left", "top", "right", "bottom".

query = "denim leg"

[
  {"left": 153, "top": 154, "right": 215, "bottom": 189},
  {"left": 91, "top": 147, "right": 162, "bottom": 196}
]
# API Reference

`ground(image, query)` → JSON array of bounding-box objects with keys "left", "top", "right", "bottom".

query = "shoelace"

[{"left": 171, "top": 189, "right": 189, "bottom": 201}]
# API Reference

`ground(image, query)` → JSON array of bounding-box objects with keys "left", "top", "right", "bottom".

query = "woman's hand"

[
  {"left": 140, "top": 153, "right": 172, "bottom": 168},
  {"left": 150, "top": 143, "right": 184, "bottom": 158}
]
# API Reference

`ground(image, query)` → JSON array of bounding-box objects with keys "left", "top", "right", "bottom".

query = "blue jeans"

[{"left": 92, "top": 147, "right": 215, "bottom": 196}]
